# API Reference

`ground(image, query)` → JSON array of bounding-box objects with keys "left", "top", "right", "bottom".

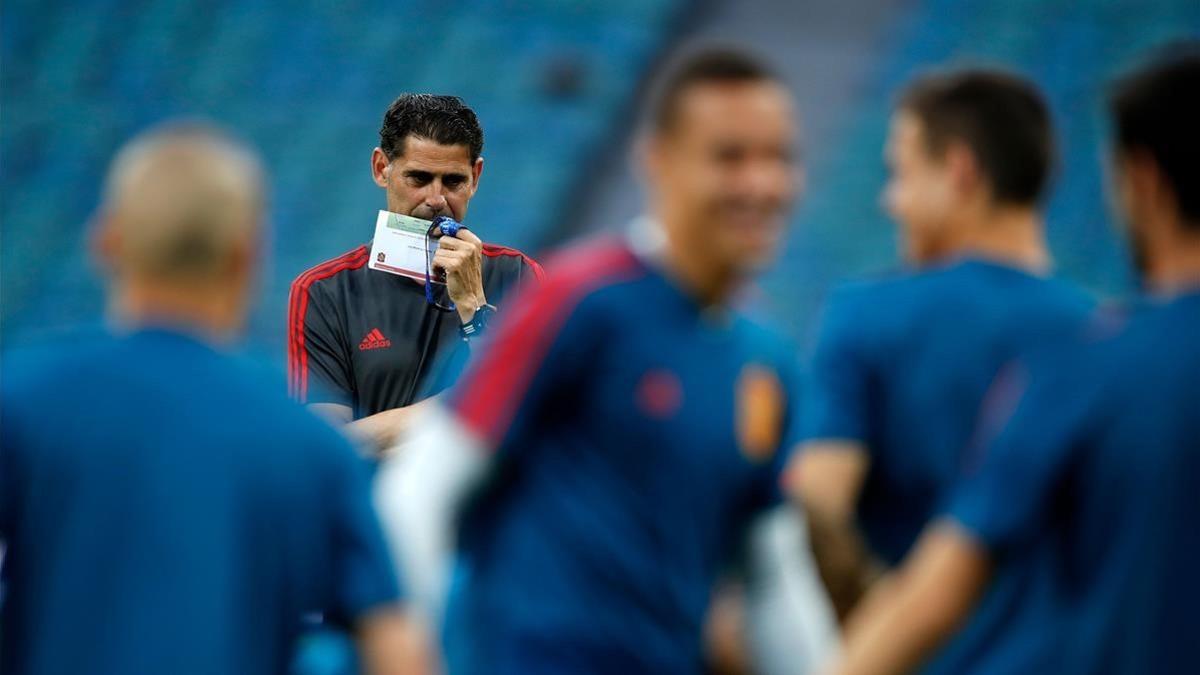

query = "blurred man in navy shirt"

[
  {"left": 792, "top": 72, "right": 1092, "bottom": 661},
  {"left": 833, "top": 46, "right": 1200, "bottom": 675},
  {"left": 0, "top": 124, "right": 426, "bottom": 675}
]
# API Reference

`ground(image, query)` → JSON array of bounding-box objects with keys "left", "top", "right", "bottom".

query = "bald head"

[
  {"left": 103, "top": 123, "right": 264, "bottom": 284},
  {"left": 98, "top": 123, "right": 265, "bottom": 337}
]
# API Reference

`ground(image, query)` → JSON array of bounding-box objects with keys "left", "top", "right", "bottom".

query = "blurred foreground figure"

[
  {"left": 793, "top": 69, "right": 1092, "bottom": 671},
  {"left": 0, "top": 124, "right": 425, "bottom": 675},
  {"left": 833, "top": 45, "right": 1200, "bottom": 675},
  {"left": 386, "top": 49, "right": 835, "bottom": 673}
]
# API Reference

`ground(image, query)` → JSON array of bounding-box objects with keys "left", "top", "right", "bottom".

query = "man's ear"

[
  {"left": 469, "top": 157, "right": 484, "bottom": 198},
  {"left": 944, "top": 141, "right": 982, "bottom": 200},
  {"left": 371, "top": 147, "right": 391, "bottom": 188},
  {"left": 1125, "top": 149, "right": 1167, "bottom": 217},
  {"left": 1120, "top": 148, "right": 1187, "bottom": 245}
]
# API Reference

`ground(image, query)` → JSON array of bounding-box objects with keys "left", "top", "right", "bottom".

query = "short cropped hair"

[
  {"left": 105, "top": 122, "right": 264, "bottom": 281},
  {"left": 899, "top": 69, "right": 1054, "bottom": 206},
  {"left": 650, "top": 47, "right": 780, "bottom": 133},
  {"left": 379, "top": 94, "right": 484, "bottom": 163},
  {"left": 1110, "top": 43, "right": 1200, "bottom": 226}
]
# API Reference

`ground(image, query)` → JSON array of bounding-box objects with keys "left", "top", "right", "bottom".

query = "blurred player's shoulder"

[
  {"left": 539, "top": 234, "right": 644, "bottom": 281},
  {"left": 818, "top": 264, "right": 931, "bottom": 316},
  {"left": 1013, "top": 294, "right": 1157, "bottom": 381},
  {"left": 1, "top": 325, "right": 117, "bottom": 400},
  {"left": 1021, "top": 292, "right": 1197, "bottom": 394},
  {"left": 823, "top": 259, "right": 1094, "bottom": 335},
  {"left": 510, "top": 234, "right": 650, "bottom": 320},
  {"left": 1079, "top": 293, "right": 1160, "bottom": 342},
  {"left": 1084, "top": 292, "right": 1200, "bottom": 371},
  {"left": 813, "top": 267, "right": 921, "bottom": 341},
  {"left": 2, "top": 326, "right": 351, "bottom": 457}
]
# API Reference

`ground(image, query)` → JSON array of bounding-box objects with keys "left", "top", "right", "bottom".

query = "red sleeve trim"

[
  {"left": 482, "top": 243, "right": 546, "bottom": 283},
  {"left": 287, "top": 246, "right": 369, "bottom": 402},
  {"left": 454, "top": 240, "right": 639, "bottom": 445}
]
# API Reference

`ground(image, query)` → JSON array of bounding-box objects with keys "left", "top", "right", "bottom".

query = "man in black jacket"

[{"left": 288, "top": 94, "right": 542, "bottom": 450}]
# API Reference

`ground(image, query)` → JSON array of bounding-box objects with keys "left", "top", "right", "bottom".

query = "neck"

[
  {"left": 945, "top": 204, "right": 1049, "bottom": 273},
  {"left": 655, "top": 213, "right": 739, "bottom": 306},
  {"left": 110, "top": 278, "right": 241, "bottom": 343},
  {"left": 1145, "top": 225, "right": 1200, "bottom": 295}
]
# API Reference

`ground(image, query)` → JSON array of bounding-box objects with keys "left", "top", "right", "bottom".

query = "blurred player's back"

[
  {"left": 0, "top": 328, "right": 398, "bottom": 674},
  {"left": 808, "top": 259, "right": 1092, "bottom": 674},
  {"left": 0, "top": 125, "right": 407, "bottom": 675},
  {"left": 828, "top": 291, "right": 1200, "bottom": 675},
  {"left": 812, "top": 261, "right": 1092, "bottom": 563},
  {"left": 1040, "top": 51, "right": 1200, "bottom": 670},
  {"left": 935, "top": 293, "right": 1200, "bottom": 674},
  {"left": 1052, "top": 296, "right": 1200, "bottom": 672}
]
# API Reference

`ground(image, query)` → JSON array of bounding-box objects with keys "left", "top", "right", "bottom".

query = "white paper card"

[{"left": 367, "top": 210, "right": 438, "bottom": 282}]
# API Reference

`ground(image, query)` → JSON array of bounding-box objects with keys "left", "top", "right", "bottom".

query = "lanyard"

[{"left": 424, "top": 216, "right": 463, "bottom": 312}]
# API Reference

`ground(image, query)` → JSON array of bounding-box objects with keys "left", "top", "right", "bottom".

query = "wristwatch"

[{"left": 460, "top": 303, "right": 498, "bottom": 339}]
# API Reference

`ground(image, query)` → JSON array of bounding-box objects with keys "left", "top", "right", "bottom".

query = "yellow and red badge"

[{"left": 736, "top": 363, "right": 784, "bottom": 462}]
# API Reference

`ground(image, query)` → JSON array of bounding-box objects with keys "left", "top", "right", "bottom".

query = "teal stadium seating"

[
  {"left": 762, "top": 0, "right": 1200, "bottom": 344},
  {"left": 3, "top": 0, "right": 1198, "bottom": 354},
  {"left": 0, "top": 0, "right": 684, "bottom": 355}
]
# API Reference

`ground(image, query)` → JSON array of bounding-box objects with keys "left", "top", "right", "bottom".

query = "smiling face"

[
  {"left": 372, "top": 135, "right": 483, "bottom": 221},
  {"left": 646, "top": 79, "right": 800, "bottom": 277}
]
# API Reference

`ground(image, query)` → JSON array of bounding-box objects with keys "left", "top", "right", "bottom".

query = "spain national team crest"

[{"left": 736, "top": 364, "right": 784, "bottom": 462}]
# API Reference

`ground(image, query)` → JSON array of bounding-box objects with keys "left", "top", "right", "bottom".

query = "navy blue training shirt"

[
  {"left": 804, "top": 258, "right": 1094, "bottom": 564},
  {"left": 947, "top": 290, "right": 1200, "bottom": 675},
  {"left": 804, "top": 258, "right": 1095, "bottom": 674},
  {"left": 0, "top": 328, "right": 402, "bottom": 675},
  {"left": 442, "top": 238, "right": 800, "bottom": 675}
]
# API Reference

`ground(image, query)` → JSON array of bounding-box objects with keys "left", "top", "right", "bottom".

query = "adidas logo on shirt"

[{"left": 358, "top": 328, "right": 392, "bottom": 351}]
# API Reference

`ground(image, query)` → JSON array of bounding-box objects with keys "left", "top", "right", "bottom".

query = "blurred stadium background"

[{"left": 3, "top": 0, "right": 1199, "bottom": 356}]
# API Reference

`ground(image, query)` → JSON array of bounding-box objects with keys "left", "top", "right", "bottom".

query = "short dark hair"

[
  {"left": 899, "top": 69, "right": 1054, "bottom": 206},
  {"left": 650, "top": 47, "right": 780, "bottom": 133},
  {"left": 379, "top": 94, "right": 484, "bottom": 163},
  {"left": 1110, "top": 43, "right": 1200, "bottom": 226}
]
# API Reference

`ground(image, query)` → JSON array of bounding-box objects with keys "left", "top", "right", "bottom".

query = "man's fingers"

[
  {"left": 436, "top": 235, "right": 480, "bottom": 254},
  {"left": 432, "top": 250, "right": 468, "bottom": 267},
  {"left": 432, "top": 251, "right": 475, "bottom": 279},
  {"left": 430, "top": 252, "right": 454, "bottom": 274}
]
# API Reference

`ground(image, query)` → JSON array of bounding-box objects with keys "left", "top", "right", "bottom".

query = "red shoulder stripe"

[
  {"left": 482, "top": 243, "right": 545, "bottom": 283},
  {"left": 288, "top": 246, "right": 367, "bottom": 393},
  {"left": 289, "top": 246, "right": 369, "bottom": 400},
  {"left": 287, "top": 246, "right": 369, "bottom": 400},
  {"left": 454, "top": 240, "right": 639, "bottom": 444},
  {"left": 288, "top": 246, "right": 369, "bottom": 398}
]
